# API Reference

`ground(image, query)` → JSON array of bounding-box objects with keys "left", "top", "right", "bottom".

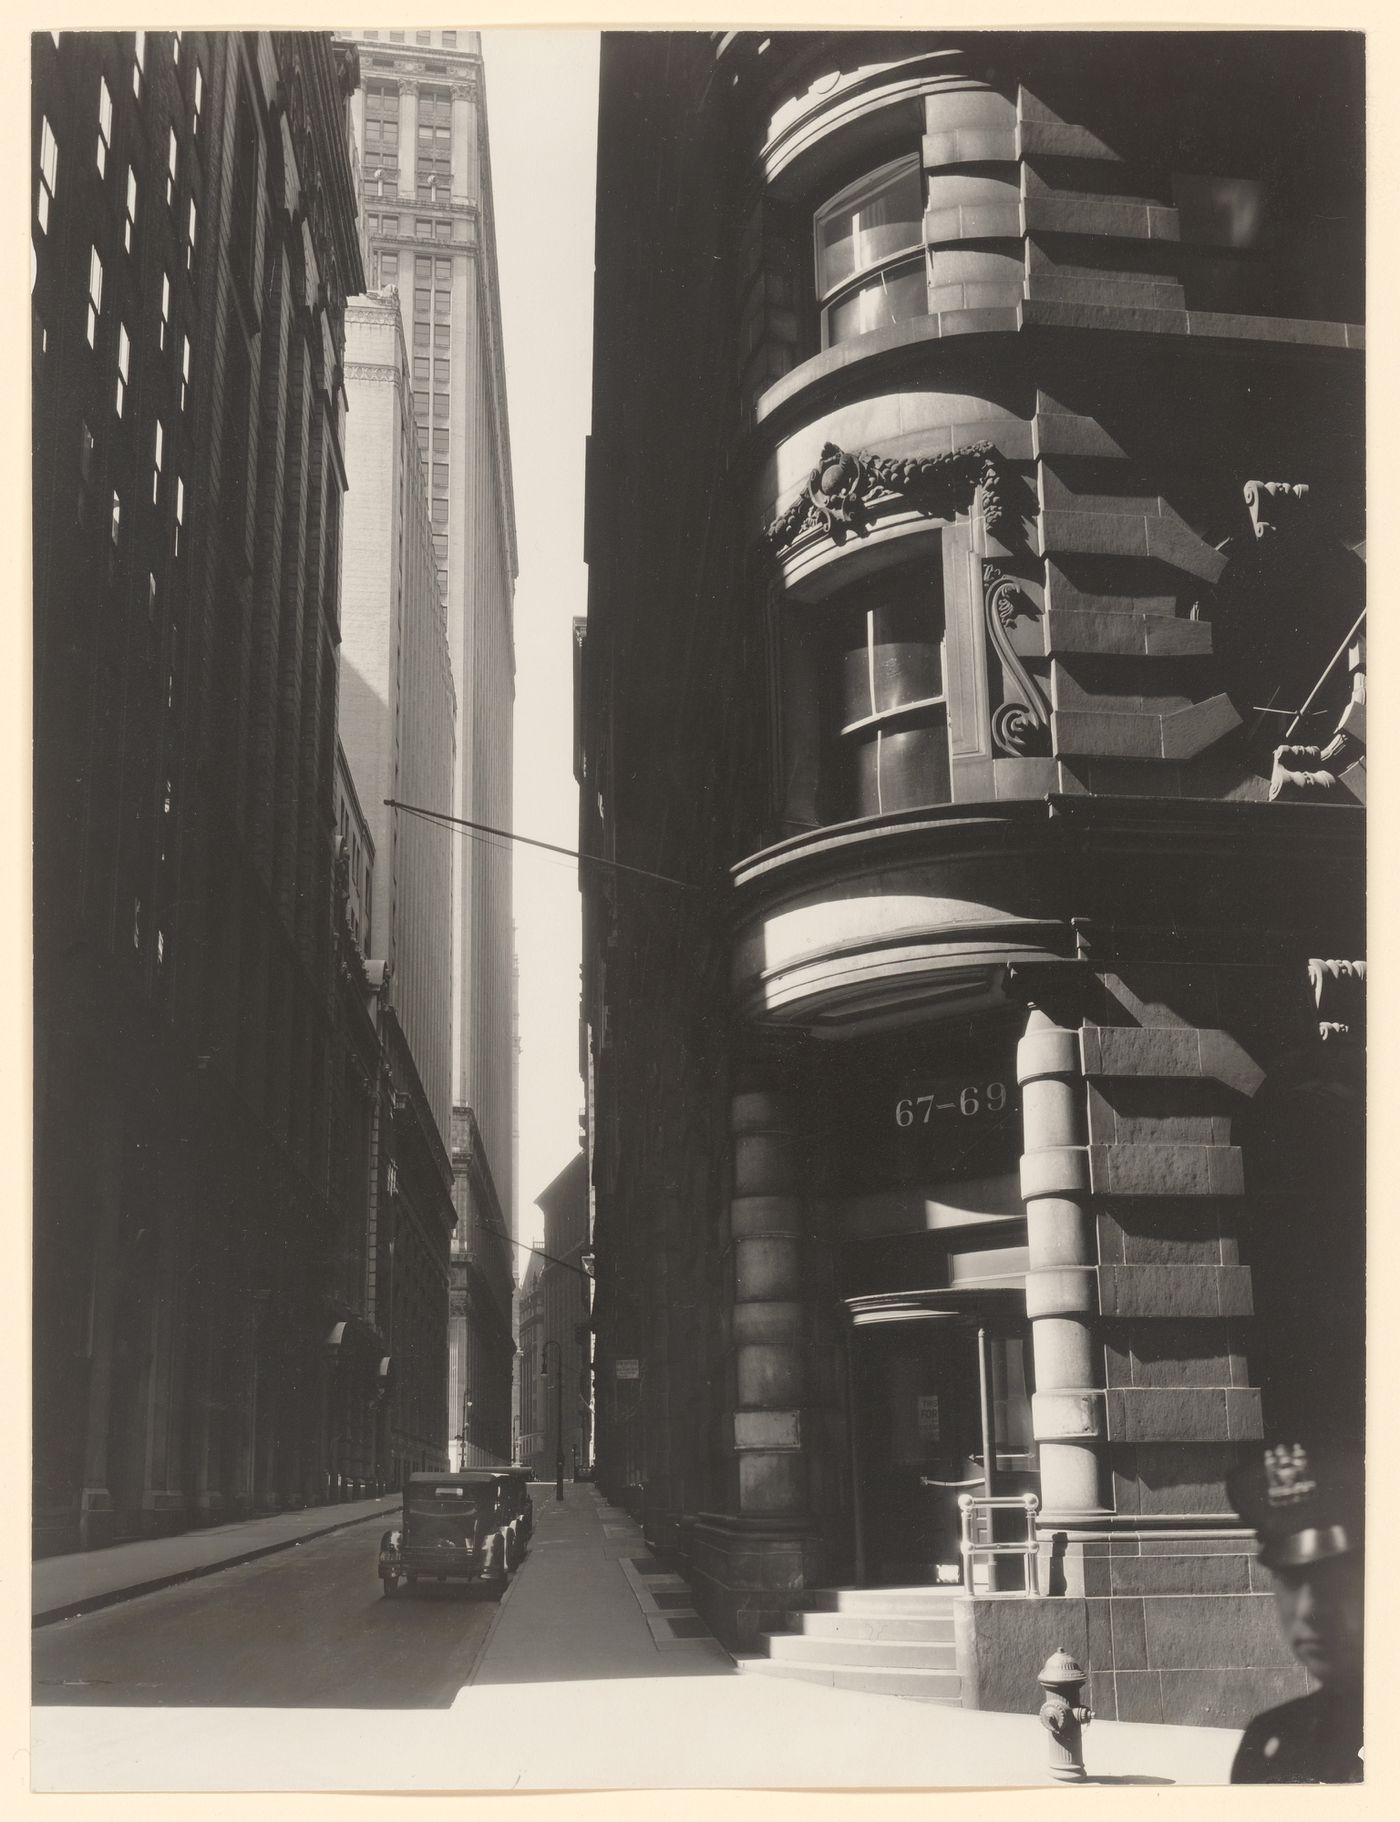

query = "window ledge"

[{"left": 751, "top": 300, "right": 1363, "bottom": 439}]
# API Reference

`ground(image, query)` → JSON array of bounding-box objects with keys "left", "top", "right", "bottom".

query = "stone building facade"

[
  {"left": 336, "top": 26, "right": 519, "bottom": 1484},
  {"left": 326, "top": 744, "right": 389, "bottom": 1496},
  {"left": 516, "top": 1249, "right": 545, "bottom": 1475},
  {"left": 33, "top": 29, "right": 367, "bottom": 1548},
  {"left": 338, "top": 288, "right": 458, "bottom": 1480},
  {"left": 579, "top": 30, "right": 1364, "bottom": 1726},
  {"left": 448, "top": 1104, "right": 517, "bottom": 1467}
]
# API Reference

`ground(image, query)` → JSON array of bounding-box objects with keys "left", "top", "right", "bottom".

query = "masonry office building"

[{"left": 579, "top": 31, "right": 1364, "bottom": 1726}]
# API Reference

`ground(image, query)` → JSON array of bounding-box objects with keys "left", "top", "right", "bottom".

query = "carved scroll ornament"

[
  {"left": 764, "top": 440, "right": 1010, "bottom": 558},
  {"left": 984, "top": 565, "right": 1050, "bottom": 756},
  {"left": 1244, "top": 480, "right": 1310, "bottom": 542}
]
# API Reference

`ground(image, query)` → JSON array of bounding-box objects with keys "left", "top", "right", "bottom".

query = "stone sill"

[{"left": 752, "top": 301, "right": 1363, "bottom": 438}]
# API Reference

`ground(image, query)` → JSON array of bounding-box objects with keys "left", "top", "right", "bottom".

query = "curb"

[
  {"left": 32, "top": 1501, "right": 400, "bottom": 1630},
  {"left": 463, "top": 1531, "right": 527, "bottom": 1686}
]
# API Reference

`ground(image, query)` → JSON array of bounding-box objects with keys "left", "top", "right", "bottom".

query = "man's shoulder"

[{"left": 1233, "top": 1686, "right": 1362, "bottom": 1784}]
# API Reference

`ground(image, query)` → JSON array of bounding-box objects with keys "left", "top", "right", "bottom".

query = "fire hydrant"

[{"left": 1037, "top": 1645, "right": 1093, "bottom": 1782}]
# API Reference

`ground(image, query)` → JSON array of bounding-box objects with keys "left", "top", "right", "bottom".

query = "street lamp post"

[
  {"left": 542, "top": 1339, "right": 565, "bottom": 1502},
  {"left": 455, "top": 1380, "right": 473, "bottom": 1472}
]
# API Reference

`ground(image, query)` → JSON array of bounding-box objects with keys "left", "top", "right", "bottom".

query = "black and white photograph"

[{"left": 24, "top": 5, "right": 1373, "bottom": 1798}]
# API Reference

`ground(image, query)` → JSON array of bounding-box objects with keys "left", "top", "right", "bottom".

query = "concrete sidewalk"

[
  {"left": 29, "top": 1480, "right": 1244, "bottom": 1789},
  {"left": 32, "top": 1492, "right": 401, "bottom": 1626},
  {"left": 447, "top": 1480, "right": 1241, "bottom": 1789}
]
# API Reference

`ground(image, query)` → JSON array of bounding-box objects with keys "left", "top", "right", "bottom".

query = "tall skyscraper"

[
  {"left": 339, "top": 289, "right": 459, "bottom": 1480},
  {"left": 32, "top": 28, "right": 368, "bottom": 1547},
  {"left": 336, "top": 27, "right": 519, "bottom": 1459}
]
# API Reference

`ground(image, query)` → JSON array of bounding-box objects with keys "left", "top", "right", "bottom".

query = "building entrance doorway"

[{"left": 846, "top": 1298, "right": 1036, "bottom": 1587}]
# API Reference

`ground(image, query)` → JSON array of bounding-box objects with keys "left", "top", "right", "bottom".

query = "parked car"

[
  {"left": 489, "top": 1468, "right": 535, "bottom": 1568},
  {"left": 378, "top": 1472, "right": 513, "bottom": 1599}
]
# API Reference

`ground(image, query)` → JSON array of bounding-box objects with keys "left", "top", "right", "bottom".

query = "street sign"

[{"left": 615, "top": 1358, "right": 640, "bottom": 1380}]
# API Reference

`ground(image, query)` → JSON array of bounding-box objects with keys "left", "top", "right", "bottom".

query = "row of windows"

[
  {"left": 362, "top": 30, "right": 462, "bottom": 47},
  {"left": 412, "top": 389, "right": 451, "bottom": 424},
  {"left": 360, "top": 194, "right": 456, "bottom": 239},
  {"left": 807, "top": 151, "right": 1305, "bottom": 354},
  {"left": 366, "top": 246, "right": 455, "bottom": 286}
]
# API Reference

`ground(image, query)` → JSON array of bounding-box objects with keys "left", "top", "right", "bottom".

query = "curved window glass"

[
  {"left": 822, "top": 572, "right": 949, "bottom": 820},
  {"left": 814, "top": 157, "right": 927, "bottom": 348}
]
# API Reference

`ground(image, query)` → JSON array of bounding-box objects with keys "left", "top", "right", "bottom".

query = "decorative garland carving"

[
  {"left": 984, "top": 565, "right": 1050, "bottom": 756},
  {"left": 764, "top": 440, "right": 1010, "bottom": 558}
]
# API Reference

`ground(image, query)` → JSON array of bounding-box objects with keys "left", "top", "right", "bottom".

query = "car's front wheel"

[{"left": 381, "top": 1574, "right": 397, "bottom": 1599}]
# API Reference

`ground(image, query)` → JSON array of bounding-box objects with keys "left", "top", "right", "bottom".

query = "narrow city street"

[
  {"left": 31, "top": 1482, "right": 1243, "bottom": 1792},
  {"left": 33, "top": 1519, "right": 497, "bottom": 1710}
]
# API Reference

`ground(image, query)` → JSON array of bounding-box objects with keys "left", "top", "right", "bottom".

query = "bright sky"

[{"left": 480, "top": 31, "right": 601, "bottom": 1249}]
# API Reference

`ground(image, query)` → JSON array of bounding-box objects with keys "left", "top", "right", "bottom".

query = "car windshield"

[{"left": 408, "top": 1485, "right": 492, "bottom": 1517}]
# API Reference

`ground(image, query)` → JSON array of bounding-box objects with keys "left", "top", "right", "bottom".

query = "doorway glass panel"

[{"left": 851, "top": 1308, "right": 1036, "bottom": 1587}]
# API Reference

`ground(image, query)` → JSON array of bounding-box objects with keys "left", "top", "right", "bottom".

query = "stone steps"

[
  {"left": 737, "top": 1655, "right": 964, "bottom": 1703},
  {"left": 798, "top": 1611, "right": 957, "bottom": 1642},
  {"left": 740, "top": 1585, "right": 966, "bottom": 1703},
  {"left": 764, "top": 1631, "right": 959, "bottom": 1670},
  {"left": 802, "top": 1585, "right": 962, "bottom": 1616}
]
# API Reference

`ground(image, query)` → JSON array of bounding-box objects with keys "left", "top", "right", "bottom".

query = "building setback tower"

[
  {"left": 336, "top": 27, "right": 518, "bottom": 1235},
  {"left": 336, "top": 25, "right": 519, "bottom": 1467},
  {"left": 33, "top": 30, "right": 366, "bottom": 1548},
  {"left": 339, "top": 290, "right": 458, "bottom": 1479},
  {"left": 579, "top": 31, "right": 1364, "bottom": 1726}
]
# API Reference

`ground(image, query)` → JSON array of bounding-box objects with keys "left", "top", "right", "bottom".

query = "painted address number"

[{"left": 894, "top": 1082, "right": 1007, "bottom": 1126}]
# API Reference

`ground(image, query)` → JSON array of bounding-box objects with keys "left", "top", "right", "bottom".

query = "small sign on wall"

[
  {"left": 615, "top": 1358, "right": 640, "bottom": 1380},
  {"left": 917, "top": 1394, "right": 941, "bottom": 1442}
]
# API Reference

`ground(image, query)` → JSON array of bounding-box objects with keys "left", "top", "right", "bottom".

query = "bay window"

[
  {"left": 786, "top": 562, "right": 950, "bottom": 828},
  {"left": 831, "top": 574, "right": 948, "bottom": 816},
  {"left": 814, "top": 156, "right": 926, "bottom": 348}
]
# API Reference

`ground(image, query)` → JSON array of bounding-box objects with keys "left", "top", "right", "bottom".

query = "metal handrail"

[{"left": 958, "top": 1492, "right": 1040, "bottom": 1597}]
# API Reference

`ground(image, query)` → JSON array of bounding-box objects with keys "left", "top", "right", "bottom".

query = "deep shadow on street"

[{"left": 32, "top": 1521, "right": 497, "bottom": 1710}]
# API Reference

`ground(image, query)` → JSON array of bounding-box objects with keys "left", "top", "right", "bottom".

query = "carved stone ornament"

[
  {"left": 1244, "top": 479, "right": 1310, "bottom": 541},
  {"left": 1269, "top": 639, "right": 1366, "bottom": 802},
  {"left": 1308, "top": 958, "right": 1365, "bottom": 1044},
  {"left": 764, "top": 440, "right": 1009, "bottom": 558},
  {"left": 985, "top": 565, "right": 1050, "bottom": 756},
  {"left": 334, "top": 42, "right": 360, "bottom": 99}
]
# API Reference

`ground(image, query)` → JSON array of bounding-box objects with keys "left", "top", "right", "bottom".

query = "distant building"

[
  {"left": 449, "top": 1105, "right": 517, "bottom": 1467},
  {"left": 516, "top": 1249, "right": 546, "bottom": 1476},
  {"left": 339, "top": 288, "right": 459, "bottom": 1479},
  {"left": 534, "top": 1153, "right": 593, "bottom": 1485},
  {"left": 327, "top": 746, "right": 388, "bottom": 1496},
  {"left": 335, "top": 26, "right": 519, "bottom": 1319},
  {"left": 579, "top": 29, "right": 1364, "bottom": 1723},
  {"left": 33, "top": 29, "right": 365, "bottom": 1548}
]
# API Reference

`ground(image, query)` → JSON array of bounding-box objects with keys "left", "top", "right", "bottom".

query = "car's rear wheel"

[{"left": 381, "top": 1574, "right": 397, "bottom": 1599}]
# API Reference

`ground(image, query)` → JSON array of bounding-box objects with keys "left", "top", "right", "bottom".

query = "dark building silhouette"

[
  {"left": 33, "top": 29, "right": 370, "bottom": 1549},
  {"left": 579, "top": 30, "right": 1364, "bottom": 1723}
]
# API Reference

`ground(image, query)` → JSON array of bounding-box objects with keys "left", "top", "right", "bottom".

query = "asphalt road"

[{"left": 32, "top": 1519, "right": 500, "bottom": 1709}]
